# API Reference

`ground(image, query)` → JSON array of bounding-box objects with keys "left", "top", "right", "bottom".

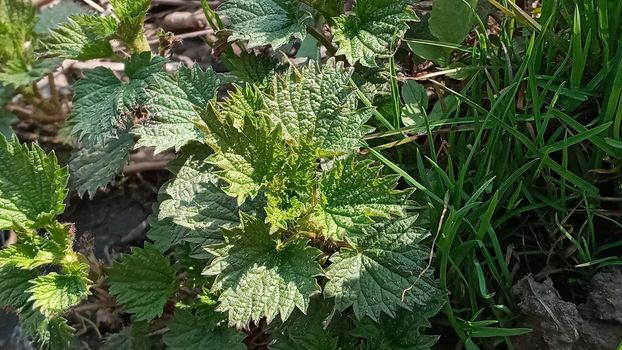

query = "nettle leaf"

[
  {"left": 21, "top": 310, "right": 75, "bottom": 350},
  {"left": 70, "top": 131, "right": 135, "bottom": 198},
  {"left": 204, "top": 214, "right": 323, "bottom": 327},
  {"left": 202, "top": 108, "right": 286, "bottom": 204},
  {"left": 352, "top": 305, "right": 445, "bottom": 350},
  {"left": 42, "top": 14, "right": 118, "bottom": 60},
  {"left": 107, "top": 243, "right": 178, "bottom": 321},
  {"left": 0, "top": 0, "right": 37, "bottom": 62},
  {"left": 264, "top": 61, "right": 374, "bottom": 155},
  {"left": 218, "top": 0, "right": 311, "bottom": 49},
  {"left": 177, "top": 65, "right": 220, "bottom": 106},
  {"left": 313, "top": 156, "right": 411, "bottom": 239},
  {"left": 27, "top": 273, "right": 90, "bottom": 317},
  {"left": 223, "top": 51, "right": 285, "bottom": 87},
  {"left": 0, "top": 109, "right": 16, "bottom": 138},
  {"left": 110, "top": 0, "right": 150, "bottom": 47},
  {"left": 324, "top": 217, "right": 444, "bottom": 321},
  {"left": 0, "top": 267, "right": 37, "bottom": 309},
  {"left": 332, "top": 0, "right": 418, "bottom": 67},
  {"left": 35, "top": 0, "right": 88, "bottom": 34},
  {"left": 69, "top": 55, "right": 208, "bottom": 196},
  {"left": 163, "top": 301, "right": 246, "bottom": 350},
  {"left": 102, "top": 322, "right": 154, "bottom": 350},
  {"left": 0, "top": 58, "right": 62, "bottom": 88},
  {"left": 0, "top": 239, "right": 56, "bottom": 269},
  {"left": 268, "top": 298, "right": 339, "bottom": 350},
  {"left": 132, "top": 72, "right": 204, "bottom": 153},
  {"left": 0, "top": 136, "right": 68, "bottom": 230},
  {"left": 69, "top": 54, "right": 167, "bottom": 142},
  {"left": 157, "top": 144, "right": 239, "bottom": 245}
]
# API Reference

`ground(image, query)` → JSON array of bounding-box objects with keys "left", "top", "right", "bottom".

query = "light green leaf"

[
  {"left": 401, "top": 80, "right": 428, "bottom": 127},
  {"left": 324, "top": 217, "right": 444, "bottom": 320},
  {"left": 0, "top": 136, "right": 68, "bottom": 230},
  {"left": 27, "top": 272, "right": 90, "bottom": 317},
  {"left": 264, "top": 61, "right": 374, "bottom": 154},
  {"left": 0, "top": 267, "right": 37, "bottom": 309},
  {"left": 0, "top": 241, "right": 56, "bottom": 269},
  {"left": 0, "top": 58, "right": 62, "bottom": 88},
  {"left": 163, "top": 302, "right": 246, "bottom": 350},
  {"left": 218, "top": 0, "right": 311, "bottom": 49},
  {"left": 202, "top": 108, "right": 286, "bottom": 204},
  {"left": 157, "top": 144, "right": 239, "bottom": 243},
  {"left": 70, "top": 132, "right": 134, "bottom": 198},
  {"left": 332, "top": 0, "right": 417, "bottom": 67},
  {"left": 41, "top": 14, "right": 118, "bottom": 60},
  {"left": 204, "top": 214, "right": 323, "bottom": 327},
  {"left": 429, "top": 0, "right": 478, "bottom": 44},
  {"left": 102, "top": 322, "right": 154, "bottom": 350},
  {"left": 0, "top": 0, "right": 37, "bottom": 62},
  {"left": 313, "top": 156, "right": 411, "bottom": 239},
  {"left": 107, "top": 243, "right": 178, "bottom": 321}
]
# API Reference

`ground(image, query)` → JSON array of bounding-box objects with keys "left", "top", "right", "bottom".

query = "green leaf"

[
  {"left": 428, "top": 0, "right": 478, "bottom": 44},
  {"left": 223, "top": 51, "right": 285, "bottom": 87},
  {"left": 27, "top": 272, "right": 90, "bottom": 317},
  {"left": 0, "top": 58, "right": 62, "bottom": 88},
  {"left": 70, "top": 132, "right": 135, "bottom": 198},
  {"left": 218, "top": 0, "right": 311, "bottom": 49},
  {"left": 107, "top": 243, "right": 178, "bottom": 321},
  {"left": 332, "top": 0, "right": 417, "bottom": 67},
  {"left": 69, "top": 53, "right": 203, "bottom": 195},
  {"left": 109, "top": 0, "right": 150, "bottom": 49},
  {"left": 264, "top": 61, "right": 374, "bottom": 154},
  {"left": 35, "top": 0, "right": 89, "bottom": 34},
  {"left": 102, "top": 322, "right": 154, "bottom": 350},
  {"left": 20, "top": 310, "right": 75, "bottom": 350},
  {"left": 132, "top": 72, "right": 204, "bottom": 153},
  {"left": 41, "top": 14, "right": 118, "bottom": 60},
  {"left": 352, "top": 307, "right": 444, "bottom": 350},
  {"left": 0, "top": 267, "right": 37, "bottom": 309},
  {"left": 268, "top": 298, "right": 339, "bottom": 350},
  {"left": 306, "top": 0, "right": 344, "bottom": 18},
  {"left": 202, "top": 109, "right": 286, "bottom": 204},
  {"left": 324, "top": 217, "right": 445, "bottom": 320},
  {"left": 69, "top": 54, "right": 167, "bottom": 142},
  {"left": 177, "top": 65, "right": 220, "bottom": 107},
  {"left": 204, "top": 214, "right": 323, "bottom": 327},
  {"left": 163, "top": 302, "right": 246, "bottom": 350},
  {"left": 157, "top": 144, "right": 239, "bottom": 244},
  {"left": 0, "top": 109, "right": 16, "bottom": 138},
  {"left": 0, "top": 136, "right": 68, "bottom": 230},
  {"left": 0, "top": 0, "right": 37, "bottom": 62},
  {"left": 313, "top": 156, "right": 411, "bottom": 239},
  {"left": 401, "top": 80, "right": 428, "bottom": 127},
  {"left": 0, "top": 240, "right": 56, "bottom": 269}
]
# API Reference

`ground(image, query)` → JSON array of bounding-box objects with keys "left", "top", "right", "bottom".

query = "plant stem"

[{"left": 306, "top": 26, "right": 337, "bottom": 56}]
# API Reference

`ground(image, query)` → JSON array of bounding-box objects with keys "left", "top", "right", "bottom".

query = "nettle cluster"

[{"left": 0, "top": 0, "right": 446, "bottom": 349}]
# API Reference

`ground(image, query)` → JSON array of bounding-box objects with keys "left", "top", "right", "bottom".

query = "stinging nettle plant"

[{"left": 0, "top": 0, "right": 447, "bottom": 348}]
